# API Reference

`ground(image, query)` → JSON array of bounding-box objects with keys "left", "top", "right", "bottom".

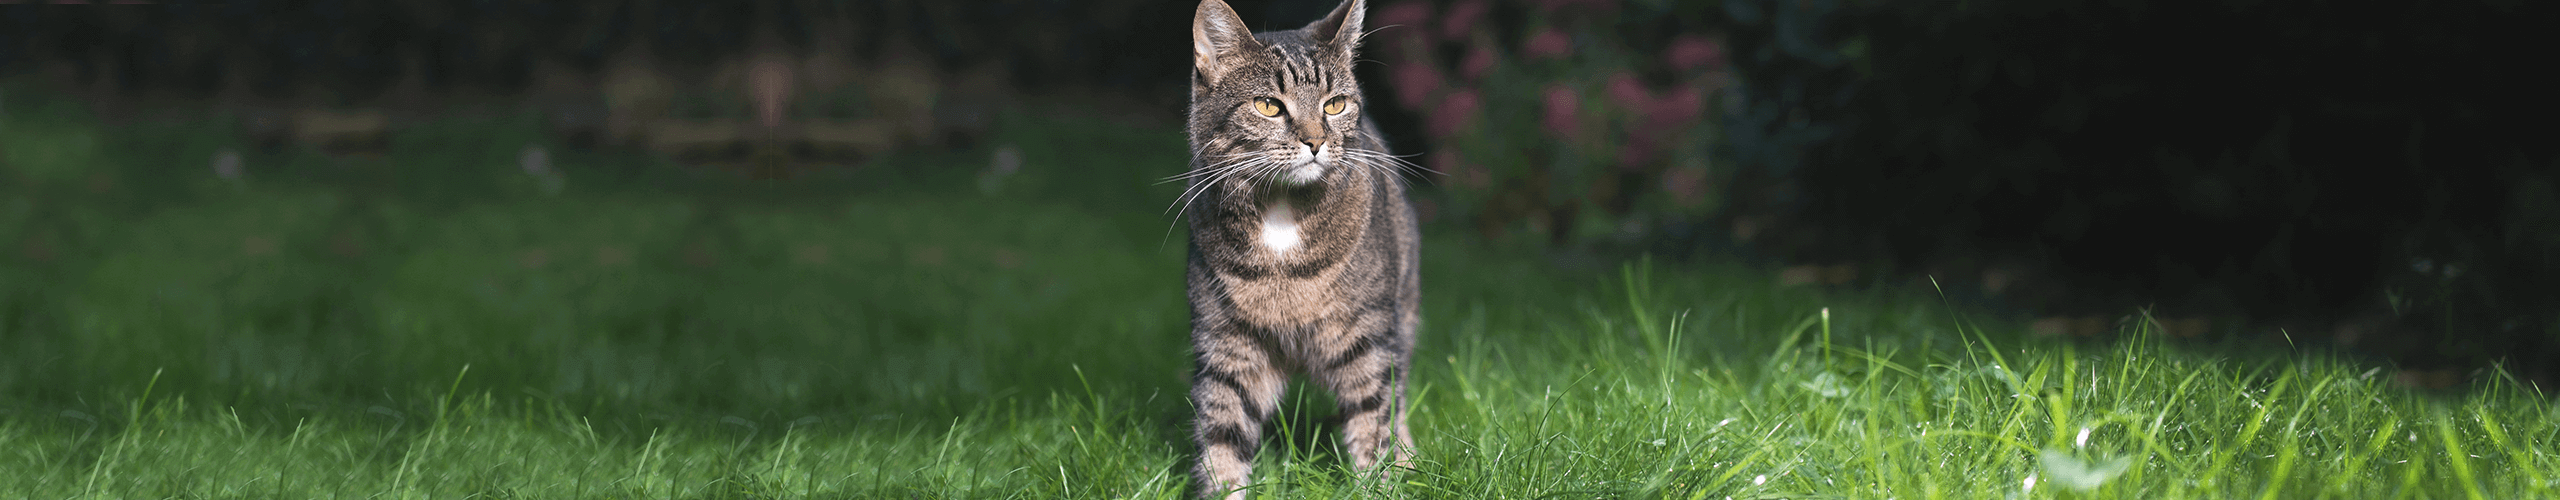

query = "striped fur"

[{"left": 1181, "top": 0, "right": 1419, "bottom": 498}]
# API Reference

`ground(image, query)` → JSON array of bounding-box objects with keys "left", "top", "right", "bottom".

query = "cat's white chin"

[{"left": 1276, "top": 162, "right": 1325, "bottom": 185}]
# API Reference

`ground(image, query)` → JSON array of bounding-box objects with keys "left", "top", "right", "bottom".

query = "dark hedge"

[{"left": 1721, "top": 0, "right": 2558, "bottom": 375}]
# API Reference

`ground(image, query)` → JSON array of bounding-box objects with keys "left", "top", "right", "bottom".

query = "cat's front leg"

[
  {"left": 1312, "top": 314, "right": 1413, "bottom": 480},
  {"left": 1191, "top": 320, "right": 1286, "bottom": 499}
]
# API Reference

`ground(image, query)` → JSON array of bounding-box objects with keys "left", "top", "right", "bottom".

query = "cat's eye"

[
  {"left": 1252, "top": 98, "right": 1284, "bottom": 117},
  {"left": 1323, "top": 96, "right": 1348, "bottom": 115}
]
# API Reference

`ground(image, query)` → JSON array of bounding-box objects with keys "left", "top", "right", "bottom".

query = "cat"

[{"left": 1177, "top": 0, "right": 1422, "bottom": 497}]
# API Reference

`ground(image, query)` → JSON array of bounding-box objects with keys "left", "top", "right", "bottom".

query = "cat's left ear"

[
  {"left": 1306, "top": 0, "right": 1367, "bottom": 59},
  {"left": 1196, "top": 0, "right": 1260, "bottom": 85}
]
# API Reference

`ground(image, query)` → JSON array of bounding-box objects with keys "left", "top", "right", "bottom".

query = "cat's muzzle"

[
  {"left": 1277, "top": 145, "right": 1329, "bottom": 185},
  {"left": 1278, "top": 160, "right": 1326, "bottom": 185}
]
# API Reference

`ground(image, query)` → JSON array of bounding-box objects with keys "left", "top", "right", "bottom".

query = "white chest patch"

[{"left": 1259, "top": 202, "right": 1301, "bottom": 253}]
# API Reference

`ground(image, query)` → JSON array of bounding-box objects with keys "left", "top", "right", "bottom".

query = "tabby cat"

[{"left": 1178, "top": 0, "right": 1421, "bottom": 497}]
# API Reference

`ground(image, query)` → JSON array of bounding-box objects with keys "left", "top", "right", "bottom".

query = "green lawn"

[{"left": 1, "top": 87, "right": 2553, "bottom": 498}]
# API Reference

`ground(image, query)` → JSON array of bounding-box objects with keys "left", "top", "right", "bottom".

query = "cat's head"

[{"left": 1188, "top": 0, "right": 1370, "bottom": 187}]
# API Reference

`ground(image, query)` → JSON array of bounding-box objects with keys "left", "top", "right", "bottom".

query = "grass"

[{"left": 2, "top": 84, "right": 2555, "bottom": 498}]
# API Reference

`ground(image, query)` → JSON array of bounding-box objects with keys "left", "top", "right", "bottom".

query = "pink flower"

[
  {"left": 1374, "top": 2, "right": 1435, "bottom": 50},
  {"left": 1606, "top": 76, "right": 1703, "bottom": 170},
  {"left": 1375, "top": 2, "right": 1433, "bottom": 34},
  {"left": 1605, "top": 72, "right": 1654, "bottom": 113},
  {"left": 1392, "top": 62, "right": 1445, "bottom": 109},
  {"left": 1616, "top": 135, "right": 1658, "bottom": 169},
  {"left": 1523, "top": 29, "right": 1571, "bottom": 60},
  {"left": 1460, "top": 46, "right": 1498, "bottom": 81},
  {"left": 1647, "top": 86, "right": 1704, "bottom": 132},
  {"left": 1429, "top": 88, "right": 1482, "bottom": 138},
  {"left": 1666, "top": 35, "right": 1726, "bottom": 72},
  {"left": 1542, "top": 84, "right": 1581, "bottom": 141},
  {"left": 1441, "top": 0, "right": 1487, "bottom": 41}
]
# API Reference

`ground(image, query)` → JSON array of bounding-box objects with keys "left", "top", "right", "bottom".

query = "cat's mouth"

[
  {"left": 1275, "top": 158, "right": 1326, "bottom": 185},
  {"left": 1271, "top": 145, "right": 1330, "bottom": 186}
]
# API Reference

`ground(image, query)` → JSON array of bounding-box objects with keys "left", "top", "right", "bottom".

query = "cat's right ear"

[{"left": 1194, "top": 0, "right": 1257, "bottom": 85}]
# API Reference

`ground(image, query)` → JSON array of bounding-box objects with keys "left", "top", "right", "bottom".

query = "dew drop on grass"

[
  {"left": 1752, "top": 474, "right": 1766, "bottom": 485},
  {"left": 2039, "top": 449, "right": 2131, "bottom": 491}
]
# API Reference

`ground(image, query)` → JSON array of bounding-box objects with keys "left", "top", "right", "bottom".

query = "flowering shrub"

[{"left": 1376, "top": 0, "right": 1731, "bottom": 245}]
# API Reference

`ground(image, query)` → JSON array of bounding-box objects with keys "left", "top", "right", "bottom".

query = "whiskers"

[
  {"left": 1158, "top": 149, "right": 1293, "bottom": 248},
  {"left": 1162, "top": 149, "right": 1291, "bottom": 215},
  {"left": 1339, "top": 147, "right": 1440, "bottom": 184},
  {"left": 1156, "top": 150, "right": 1275, "bottom": 185},
  {"left": 1153, "top": 146, "right": 1440, "bottom": 250}
]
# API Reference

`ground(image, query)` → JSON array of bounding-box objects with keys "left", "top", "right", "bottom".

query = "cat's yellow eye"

[
  {"left": 1323, "top": 96, "right": 1348, "bottom": 115},
  {"left": 1252, "top": 98, "right": 1283, "bottom": 117}
]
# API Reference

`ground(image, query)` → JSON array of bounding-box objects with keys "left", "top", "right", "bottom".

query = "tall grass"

[{"left": 0, "top": 84, "right": 2551, "bottom": 498}]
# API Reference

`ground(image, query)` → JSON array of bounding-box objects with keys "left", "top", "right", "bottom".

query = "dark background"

[
  {"left": 1715, "top": 0, "right": 2558, "bottom": 382},
  {"left": 2, "top": 0, "right": 2552, "bottom": 385}
]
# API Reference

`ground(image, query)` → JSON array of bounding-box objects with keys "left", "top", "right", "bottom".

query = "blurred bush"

[
  {"left": 1368, "top": 0, "right": 2556, "bottom": 374},
  {"left": 1372, "top": 0, "right": 1735, "bottom": 248}
]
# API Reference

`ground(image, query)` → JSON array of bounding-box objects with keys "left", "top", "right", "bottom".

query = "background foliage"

[
  {"left": 2, "top": 0, "right": 2554, "bottom": 390},
  {"left": 1368, "top": 0, "right": 1732, "bottom": 248}
]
